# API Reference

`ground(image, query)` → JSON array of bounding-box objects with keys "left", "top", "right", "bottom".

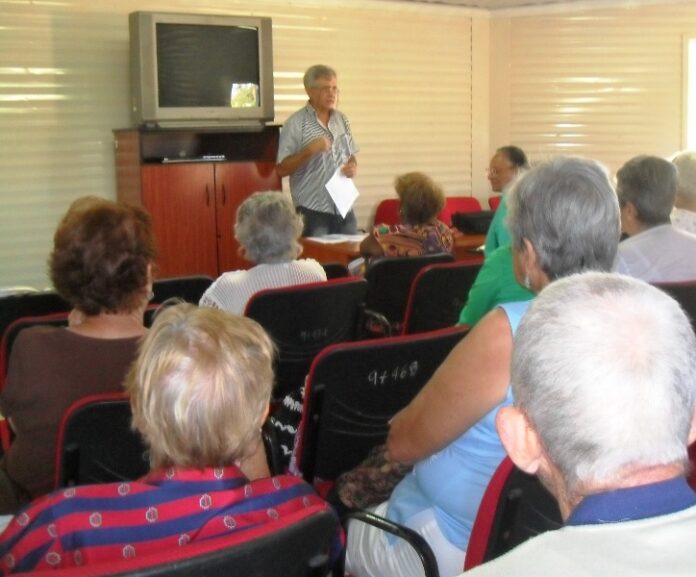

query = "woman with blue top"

[{"left": 345, "top": 156, "right": 622, "bottom": 577}]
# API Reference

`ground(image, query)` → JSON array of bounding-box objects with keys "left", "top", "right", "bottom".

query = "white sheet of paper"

[
  {"left": 325, "top": 167, "right": 359, "bottom": 218},
  {"left": 305, "top": 233, "right": 368, "bottom": 244}
]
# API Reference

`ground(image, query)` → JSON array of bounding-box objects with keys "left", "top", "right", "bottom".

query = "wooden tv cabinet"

[{"left": 114, "top": 126, "right": 281, "bottom": 279}]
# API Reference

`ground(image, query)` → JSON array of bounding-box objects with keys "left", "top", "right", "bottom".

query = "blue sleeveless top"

[{"left": 386, "top": 300, "right": 531, "bottom": 549}]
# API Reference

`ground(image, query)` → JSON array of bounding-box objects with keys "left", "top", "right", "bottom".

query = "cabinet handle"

[
  {"left": 205, "top": 185, "right": 210, "bottom": 207},
  {"left": 221, "top": 184, "right": 227, "bottom": 206}
]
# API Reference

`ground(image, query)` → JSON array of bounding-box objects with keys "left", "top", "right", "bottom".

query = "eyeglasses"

[
  {"left": 314, "top": 85, "right": 340, "bottom": 95},
  {"left": 486, "top": 166, "right": 514, "bottom": 177}
]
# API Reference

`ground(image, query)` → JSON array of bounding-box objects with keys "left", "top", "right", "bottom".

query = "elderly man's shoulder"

[
  {"left": 672, "top": 208, "right": 696, "bottom": 235},
  {"left": 463, "top": 503, "right": 696, "bottom": 577},
  {"left": 616, "top": 224, "right": 696, "bottom": 261}
]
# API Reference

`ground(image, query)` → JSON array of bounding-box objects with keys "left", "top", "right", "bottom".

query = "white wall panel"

[{"left": 493, "top": 4, "right": 696, "bottom": 176}]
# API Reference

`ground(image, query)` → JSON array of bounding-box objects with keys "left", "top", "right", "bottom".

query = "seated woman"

[
  {"left": 458, "top": 244, "right": 534, "bottom": 328},
  {"left": 360, "top": 172, "right": 454, "bottom": 263},
  {"left": 0, "top": 304, "right": 336, "bottom": 573},
  {"left": 0, "top": 197, "right": 155, "bottom": 512},
  {"left": 199, "top": 191, "right": 326, "bottom": 314},
  {"left": 345, "top": 157, "right": 622, "bottom": 577}
]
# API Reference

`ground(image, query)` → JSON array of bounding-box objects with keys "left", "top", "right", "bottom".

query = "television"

[{"left": 129, "top": 11, "right": 274, "bottom": 129}]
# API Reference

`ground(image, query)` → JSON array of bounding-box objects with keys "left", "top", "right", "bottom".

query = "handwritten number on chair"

[{"left": 367, "top": 361, "right": 419, "bottom": 386}]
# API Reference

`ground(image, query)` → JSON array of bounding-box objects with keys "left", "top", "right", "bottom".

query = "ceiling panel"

[{"left": 392, "top": 0, "right": 610, "bottom": 10}]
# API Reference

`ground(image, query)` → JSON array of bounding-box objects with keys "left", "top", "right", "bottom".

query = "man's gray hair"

[
  {"left": 234, "top": 191, "right": 303, "bottom": 264},
  {"left": 303, "top": 64, "right": 337, "bottom": 90},
  {"left": 507, "top": 156, "right": 621, "bottom": 280},
  {"left": 616, "top": 155, "right": 677, "bottom": 225},
  {"left": 512, "top": 272, "right": 696, "bottom": 494},
  {"left": 672, "top": 150, "right": 696, "bottom": 202}
]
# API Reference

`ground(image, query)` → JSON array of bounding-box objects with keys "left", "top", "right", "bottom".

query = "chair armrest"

[{"left": 345, "top": 509, "right": 439, "bottom": 577}]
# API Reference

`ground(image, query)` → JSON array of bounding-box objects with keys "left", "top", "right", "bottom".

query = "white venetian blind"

[
  {"left": 497, "top": 3, "right": 696, "bottom": 175},
  {"left": 0, "top": 0, "right": 474, "bottom": 288}
]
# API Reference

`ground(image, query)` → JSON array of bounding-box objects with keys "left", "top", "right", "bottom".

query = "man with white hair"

[
  {"left": 465, "top": 272, "right": 696, "bottom": 576},
  {"left": 277, "top": 64, "right": 359, "bottom": 237},
  {"left": 614, "top": 155, "right": 696, "bottom": 282},
  {"left": 672, "top": 150, "right": 696, "bottom": 234}
]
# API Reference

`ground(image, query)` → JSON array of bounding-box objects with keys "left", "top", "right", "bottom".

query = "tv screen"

[{"left": 129, "top": 12, "right": 274, "bottom": 128}]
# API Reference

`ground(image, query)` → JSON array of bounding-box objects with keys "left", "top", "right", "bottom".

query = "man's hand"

[
  {"left": 277, "top": 137, "right": 332, "bottom": 177},
  {"left": 341, "top": 155, "right": 358, "bottom": 178},
  {"left": 307, "top": 136, "right": 331, "bottom": 155}
]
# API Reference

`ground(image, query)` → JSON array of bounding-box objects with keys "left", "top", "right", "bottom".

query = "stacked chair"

[
  {"left": 293, "top": 325, "right": 470, "bottom": 495},
  {"left": 463, "top": 457, "right": 563, "bottom": 571},
  {"left": 244, "top": 277, "right": 368, "bottom": 399},
  {"left": 54, "top": 392, "right": 149, "bottom": 488},
  {"left": 402, "top": 261, "right": 482, "bottom": 334},
  {"left": 363, "top": 253, "right": 455, "bottom": 336}
]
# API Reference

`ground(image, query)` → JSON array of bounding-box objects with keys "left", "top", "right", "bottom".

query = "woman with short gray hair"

[
  {"left": 200, "top": 191, "right": 326, "bottom": 314},
  {"left": 346, "top": 157, "right": 622, "bottom": 577}
]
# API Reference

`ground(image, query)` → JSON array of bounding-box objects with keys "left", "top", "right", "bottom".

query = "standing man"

[
  {"left": 484, "top": 145, "right": 529, "bottom": 256},
  {"left": 277, "top": 64, "right": 359, "bottom": 237}
]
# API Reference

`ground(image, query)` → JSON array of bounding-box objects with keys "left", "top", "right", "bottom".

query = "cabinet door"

[
  {"left": 141, "top": 164, "right": 218, "bottom": 279},
  {"left": 215, "top": 162, "right": 281, "bottom": 273}
]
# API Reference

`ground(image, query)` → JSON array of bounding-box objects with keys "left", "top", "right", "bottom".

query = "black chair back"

[
  {"left": 151, "top": 275, "right": 214, "bottom": 304},
  {"left": 296, "top": 325, "right": 469, "bottom": 484},
  {"left": 402, "top": 261, "right": 482, "bottom": 334},
  {"left": 321, "top": 262, "right": 350, "bottom": 279},
  {"left": 0, "top": 291, "right": 70, "bottom": 340},
  {"left": 654, "top": 280, "right": 696, "bottom": 331},
  {"left": 55, "top": 393, "right": 149, "bottom": 488},
  {"left": 364, "top": 253, "right": 454, "bottom": 335},
  {"left": 245, "top": 278, "right": 368, "bottom": 399},
  {"left": 0, "top": 313, "right": 70, "bottom": 390},
  {"left": 47, "top": 506, "right": 339, "bottom": 577}
]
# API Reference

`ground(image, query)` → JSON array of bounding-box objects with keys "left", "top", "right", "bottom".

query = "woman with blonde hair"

[{"left": 0, "top": 304, "right": 335, "bottom": 573}]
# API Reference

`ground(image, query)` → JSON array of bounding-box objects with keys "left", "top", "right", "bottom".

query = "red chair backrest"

[
  {"left": 465, "top": 458, "right": 514, "bottom": 570},
  {"left": 488, "top": 195, "right": 502, "bottom": 211},
  {"left": 438, "top": 196, "right": 481, "bottom": 226},
  {"left": 373, "top": 198, "right": 401, "bottom": 227}
]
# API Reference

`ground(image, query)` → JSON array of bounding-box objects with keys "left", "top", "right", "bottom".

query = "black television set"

[{"left": 129, "top": 11, "right": 274, "bottom": 129}]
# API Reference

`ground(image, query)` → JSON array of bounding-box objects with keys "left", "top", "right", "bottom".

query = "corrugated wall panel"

[{"left": 502, "top": 4, "right": 696, "bottom": 174}]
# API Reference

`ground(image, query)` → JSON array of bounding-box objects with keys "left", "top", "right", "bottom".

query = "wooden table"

[{"left": 301, "top": 233, "right": 485, "bottom": 266}]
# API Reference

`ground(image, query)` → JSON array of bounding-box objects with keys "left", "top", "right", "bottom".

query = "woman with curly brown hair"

[
  {"left": 0, "top": 196, "right": 156, "bottom": 512},
  {"left": 360, "top": 172, "right": 454, "bottom": 262}
]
